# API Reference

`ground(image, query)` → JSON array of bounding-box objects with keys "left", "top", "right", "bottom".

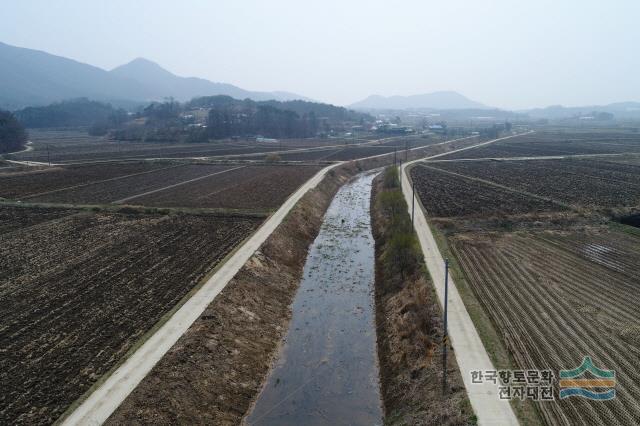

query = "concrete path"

[
  {"left": 399, "top": 134, "right": 528, "bottom": 426},
  {"left": 62, "top": 162, "right": 340, "bottom": 426}
]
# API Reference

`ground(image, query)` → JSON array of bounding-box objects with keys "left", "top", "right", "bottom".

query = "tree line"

[
  {"left": 10, "top": 95, "right": 371, "bottom": 143},
  {"left": 0, "top": 110, "right": 27, "bottom": 154},
  {"left": 14, "top": 98, "right": 128, "bottom": 132}
]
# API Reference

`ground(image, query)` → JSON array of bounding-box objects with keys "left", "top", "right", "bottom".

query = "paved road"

[{"left": 399, "top": 133, "right": 528, "bottom": 426}]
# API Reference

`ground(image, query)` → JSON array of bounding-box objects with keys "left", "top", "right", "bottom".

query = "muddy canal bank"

[
  {"left": 371, "top": 169, "right": 474, "bottom": 425},
  {"left": 246, "top": 171, "right": 382, "bottom": 425}
]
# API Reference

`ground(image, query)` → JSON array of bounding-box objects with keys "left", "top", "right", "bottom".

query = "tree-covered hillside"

[
  {"left": 15, "top": 98, "right": 128, "bottom": 130},
  {"left": 0, "top": 110, "right": 28, "bottom": 154}
]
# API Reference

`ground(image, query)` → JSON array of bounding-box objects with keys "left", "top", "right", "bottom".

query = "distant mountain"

[
  {"left": 110, "top": 58, "right": 310, "bottom": 103},
  {"left": 523, "top": 102, "right": 640, "bottom": 119},
  {"left": 0, "top": 42, "right": 309, "bottom": 110},
  {"left": 350, "top": 91, "right": 488, "bottom": 110},
  {"left": 0, "top": 42, "right": 152, "bottom": 110}
]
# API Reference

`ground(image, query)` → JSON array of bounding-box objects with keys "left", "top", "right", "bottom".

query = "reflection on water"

[{"left": 245, "top": 172, "right": 382, "bottom": 426}]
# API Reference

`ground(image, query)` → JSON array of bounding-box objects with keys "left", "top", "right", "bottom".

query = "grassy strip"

[
  {"left": 372, "top": 166, "right": 475, "bottom": 425},
  {"left": 607, "top": 219, "right": 640, "bottom": 237},
  {"left": 0, "top": 199, "right": 270, "bottom": 219}
]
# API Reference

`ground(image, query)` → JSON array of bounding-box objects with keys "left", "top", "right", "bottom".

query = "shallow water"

[{"left": 245, "top": 171, "right": 382, "bottom": 426}]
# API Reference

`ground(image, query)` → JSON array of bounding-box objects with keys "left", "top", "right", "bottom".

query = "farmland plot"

[
  {"left": 428, "top": 159, "right": 640, "bottom": 208},
  {"left": 15, "top": 130, "right": 348, "bottom": 163},
  {"left": 321, "top": 145, "right": 399, "bottom": 160},
  {"left": 225, "top": 147, "right": 341, "bottom": 162},
  {"left": 0, "top": 161, "right": 173, "bottom": 200},
  {"left": 409, "top": 164, "right": 562, "bottom": 217},
  {"left": 0, "top": 205, "right": 72, "bottom": 234},
  {"left": 412, "top": 146, "right": 640, "bottom": 425},
  {"left": 440, "top": 131, "right": 640, "bottom": 160},
  {"left": 14, "top": 129, "right": 274, "bottom": 163},
  {"left": 450, "top": 228, "right": 640, "bottom": 425},
  {"left": 27, "top": 163, "right": 237, "bottom": 205},
  {"left": 0, "top": 206, "right": 262, "bottom": 425},
  {"left": 133, "top": 165, "right": 322, "bottom": 210}
]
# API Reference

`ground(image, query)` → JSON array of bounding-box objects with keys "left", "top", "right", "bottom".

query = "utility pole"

[
  {"left": 47, "top": 144, "right": 50, "bottom": 166},
  {"left": 442, "top": 258, "right": 450, "bottom": 395},
  {"left": 394, "top": 148, "right": 397, "bottom": 166},
  {"left": 405, "top": 139, "right": 409, "bottom": 162},
  {"left": 411, "top": 181, "right": 415, "bottom": 225}
]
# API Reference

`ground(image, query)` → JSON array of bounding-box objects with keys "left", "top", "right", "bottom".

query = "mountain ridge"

[
  {"left": 349, "top": 91, "right": 489, "bottom": 110},
  {"left": 0, "top": 42, "right": 309, "bottom": 110}
]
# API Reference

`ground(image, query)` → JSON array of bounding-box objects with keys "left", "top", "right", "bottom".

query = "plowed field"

[
  {"left": 133, "top": 165, "right": 322, "bottom": 210},
  {"left": 450, "top": 229, "right": 640, "bottom": 425},
  {"left": 428, "top": 158, "right": 640, "bottom": 209},
  {"left": 409, "top": 164, "right": 562, "bottom": 217},
  {"left": 440, "top": 131, "right": 640, "bottom": 159},
  {"left": 0, "top": 206, "right": 262, "bottom": 425}
]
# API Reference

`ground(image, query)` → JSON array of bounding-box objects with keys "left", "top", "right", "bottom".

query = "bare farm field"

[
  {"left": 11, "top": 129, "right": 286, "bottom": 163},
  {"left": 0, "top": 161, "right": 175, "bottom": 200},
  {"left": 222, "top": 136, "right": 441, "bottom": 162},
  {"left": 0, "top": 205, "right": 262, "bottom": 425},
  {"left": 11, "top": 130, "right": 372, "bottom": 164},
  {"left": 25, "top": 163, "right": 238, "bottom": 205},
  {"left": 410, "top": 164, "right": 564, "bottom": 217},
  {"left": 134, "top": 164, "right": 322, "bottom": 210},
  {"left": 0, "top": 132, "right": 328, "bottom": 424},
  {"left": 410, "top": 141, "right": 640, "bottom": 425},
  {"left": 0, "top": 161, "right": 320, "bottom": 211},
  {"left": 449, "top": 228, "right": 640, "bottom": 425},
  {"left": 427, "top": 158, "right": 640, "bottom": 209},
  {"left": 0, "top": 204, "right": 72, "bottom": 234},
  {"left": 439, "top": 131, "right": 640, "bottom": 160}
]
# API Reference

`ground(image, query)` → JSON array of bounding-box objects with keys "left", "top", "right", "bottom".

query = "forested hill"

[
  {"left": 15, "top": 98, "right": 127, "bottom": 129},
  {"left": 0, "top": 110, "right": 27, "bottom": 154},
  {"left": 189, "top": 96, "right": 369, "bottom": 122},
  {"left": 184, "top": 95, "right": 371, "bottom": 139}
]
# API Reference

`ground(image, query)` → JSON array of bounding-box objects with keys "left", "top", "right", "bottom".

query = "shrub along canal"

[{"left": 245, "top": 171, "right": 382, "bottom": 425}]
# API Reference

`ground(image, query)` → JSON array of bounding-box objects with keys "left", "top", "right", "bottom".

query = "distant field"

[
  {"left": 0, "top": 206, "right": 262, "bottom": 424},
  {"left": 0, "top": 161, "right": 173, "bottom": 199},
  {"left": 133, "top": 164, "right": 322, "bottom": 210},
  {"left": 12, "top": 129, "right": 379, "bottom": 163},
  {"left": 221, "top": 136, "right": 441, "bottom": 162},
  {"left": 14, "top": 130, "right": 283, "bottom": 163},
  {"left": 440, "top": 131, "right": 640, "bottom": 159},
  {"left": 427, "top": 158, "right": 640, "bottom": 209},
  {"left": 410, "top": 164, "right": 563, "bottom": 217},
  {"left": 0, "top": 161, "right": 320, "bottom": 210},
  {"left": 26, "top": 163, "right": 237, "bottom": 205}
]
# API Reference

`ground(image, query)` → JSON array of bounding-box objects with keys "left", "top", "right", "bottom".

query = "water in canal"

[{"left": 245, "top": 171, "right": 383, "bottom": 426}]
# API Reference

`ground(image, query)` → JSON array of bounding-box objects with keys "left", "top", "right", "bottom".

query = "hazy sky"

[{"left": 2, "top": 0, "right": 639, "bottom": 109}]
